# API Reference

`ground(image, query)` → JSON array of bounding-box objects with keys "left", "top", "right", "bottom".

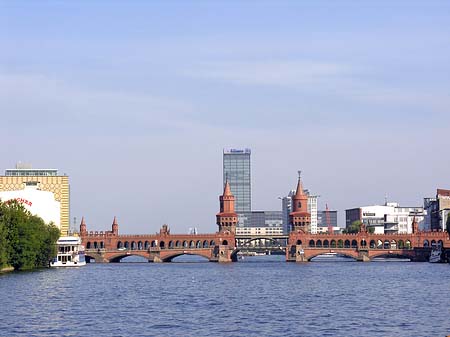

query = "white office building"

[{"left": 346, "top": 202, "right": 424, "bottom": 234}]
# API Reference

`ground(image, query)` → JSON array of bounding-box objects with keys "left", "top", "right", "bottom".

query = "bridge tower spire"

[
  {"left": 290, "top": 171, "right": 311, "bottom": 233},
  {"left": 216, "top": 179, "right": 237, "bottom": 234},
  {"left": 80, "top": 216, "right": 87, "bottom": 235},
  {"left": 112, "top": 216, "right": 119, "bottom": 235}
]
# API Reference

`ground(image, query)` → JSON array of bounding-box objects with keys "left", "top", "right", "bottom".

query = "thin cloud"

[
  {"left": 185, "top": 60, "right": 353, "bottom": 88},
  {"left": 0, "top": 72, "right": 195, "bottom": 132}
]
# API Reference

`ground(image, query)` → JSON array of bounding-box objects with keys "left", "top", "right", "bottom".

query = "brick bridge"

[
  {"left": 80, "top": 179, "right": 240, "bottom": 263},
  {"left": 286, "top": 225, "right": 450, "bottom": 262},
  {"left": 78, "top": 176, "right": 450, "bottom": 263},
  {"left": 80, "top": 217, "right": 450, "bottom": 263},
  {"left": 81, "top": 220, "right": 236, "bottom": 263}
]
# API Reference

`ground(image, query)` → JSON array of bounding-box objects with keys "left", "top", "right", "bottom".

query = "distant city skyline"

[{"left": 2, "top": 1, "right": 449, "bottom": 233}]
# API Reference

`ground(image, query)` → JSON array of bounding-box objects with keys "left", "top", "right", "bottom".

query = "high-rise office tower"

[{"left": 223, "top": 148, "right": 251, "bottom": 213}]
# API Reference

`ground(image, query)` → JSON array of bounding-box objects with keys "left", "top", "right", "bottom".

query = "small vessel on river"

[
  {"left": 50, "top": 236, "right": 86, "bottom": 267},
  {"left": 429, "top": 243, "right": 443, "bottom": 263}
]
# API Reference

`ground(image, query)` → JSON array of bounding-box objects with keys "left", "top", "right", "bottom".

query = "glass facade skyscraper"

[{"left": 223, "top": 148, "right": 251, "bottom": 212}]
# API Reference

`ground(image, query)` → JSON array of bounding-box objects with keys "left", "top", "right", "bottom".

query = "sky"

[{"left": 1, "top": 1, "right": 449, "bottom": 233}]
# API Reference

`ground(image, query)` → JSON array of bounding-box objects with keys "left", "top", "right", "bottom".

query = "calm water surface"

[{"left": 1, "top": 256, "right": 449, "bottom": 337}]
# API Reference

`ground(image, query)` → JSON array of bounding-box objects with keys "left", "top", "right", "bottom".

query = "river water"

[{"left": 1, "top": 255, "right": 449, "bottom": 337}]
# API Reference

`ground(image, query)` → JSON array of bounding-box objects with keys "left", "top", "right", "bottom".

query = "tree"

[
  {"left": 0, "top": 200, "right": 60, "bottom": 270},
  {"left": 0, "top": 212, "right": 9, "bottom": 269},
  {"left": 344, "top": 220, "right": 362, "bottom": 234},
  {"left": 343, "top": 220, "right": 375, "bottom": 234}
]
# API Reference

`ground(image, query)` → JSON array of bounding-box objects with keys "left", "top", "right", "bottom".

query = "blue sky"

[{"left": 1, "top": 1, "right": 449, "bottom": 233}]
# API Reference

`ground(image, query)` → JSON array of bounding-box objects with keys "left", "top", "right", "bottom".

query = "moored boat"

[
  {"left": 50, "top": 236, "right": 86, "bottom": 267},
  {"left": 429, "top": 244, "right": 443, "bottom": 263}
]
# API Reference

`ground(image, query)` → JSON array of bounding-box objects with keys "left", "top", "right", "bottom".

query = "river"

[{"left": 1, "top": 255, "right": 449, "bottom": 337}]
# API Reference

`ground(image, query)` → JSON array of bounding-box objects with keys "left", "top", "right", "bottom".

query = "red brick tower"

[
  {"left": 80, "top": 216, "right": 87, "bottom": 235},
  {"left": 290, "top": 171, "right": 311, "bottom": 233},
  {"left": 216, "top": 179, "right": 237, "bottom": 234},
  {"left": 112, "top": 216, "right": 119, "bottom": 235}
]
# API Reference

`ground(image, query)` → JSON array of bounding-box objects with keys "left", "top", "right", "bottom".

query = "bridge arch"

[
  {"left": 145, "top": 241, "right": 150, "bottom": 249},
  {"left": 423, "top": 240, "right": 429, "bottom": 247},
  {"left": 117, "top": 241, "right": 123, "bottom": 249},
  {"left": 203, "top": 240, "right": 209, "bottom": 248},
  {"left": 161, "top": 251, "right": 213, "bottom": 262},
  {"left": 108, "top": 251, "right": 150, "bottom": 263},
  {"left": 323, "top": 240, "right": 329, "bottom": 248},
  {"left": 159, "top": 241, "right": 165, "bottom": 249},
  {"left": 390, "top": 240, "right": 397, "bottom": 249},
  {"left": 309, "top": 240, "right": 315, "bottom": 247},
  {"left": 370, "top": 250, "right": 414, "bottom": 261},
  {"left": 196, "top": 240, "right": 202, "bottom": 248},
  {"left": 316, "top": 240, "right": 322, "bottom": 248},
  {"left": 307, "top": 250, "right": 358, "bottom": 261},
  {"left": 240, "top": 237, "right": 282, "bottom": 246},
  {"left": 168, "top": 240, "right": 174, "bottom": 249},
  {"left": 330, "top": 240, "right": 336, "bottom": 248}
]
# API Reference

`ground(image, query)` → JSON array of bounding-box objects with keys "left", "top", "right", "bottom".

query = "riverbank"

[{"left": 0, "top": 266, "right": 14, "bottom": 273}]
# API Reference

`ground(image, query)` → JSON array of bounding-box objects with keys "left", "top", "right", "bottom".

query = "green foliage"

[
  {"left": 343, "top": 220, "right": 362, "bottom": 234},
  {"left": 0, "top": 200, "right": 60, "bottom": 271},
  {"left": 342, "top": 220, "right": 375, "bottom": 234}
]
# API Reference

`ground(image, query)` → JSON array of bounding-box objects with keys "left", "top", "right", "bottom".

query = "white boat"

[
  {"left": 429, "top": 245, "right": 442, "bottom": 263},
  {"left": 50, "top": 236, "right": 86, "bottom": 267}
]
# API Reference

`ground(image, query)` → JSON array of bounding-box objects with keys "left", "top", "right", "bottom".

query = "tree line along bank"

[{"left": 0, "top": 200, "right": 60, "bottom": 271}]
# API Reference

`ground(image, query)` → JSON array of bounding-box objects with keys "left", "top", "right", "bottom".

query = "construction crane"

[{"left": 326, "top": 204, "right": 332, "bottom": 234}]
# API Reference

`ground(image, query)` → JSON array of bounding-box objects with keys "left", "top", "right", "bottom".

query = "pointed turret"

[
  {"left": 292, "top": 171, "right": 308, "bottom": 214},
  {"left": 290, "top": 171, "right": 311, "bottom": 233},
  {"left": 112, "top": 216, "right": 119, "bottom": 235},
  {"left": 217, "top": 180, "right": 237, "bottom": 234},
  {"left": 223, "top": 180, "right": 232, "bottom": 196},
  {"left": 294, "top": 173, "right": 305, "bottom": 198},
  {"left": 80, "top": 216, "right": 87, "bottom": 235}
]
